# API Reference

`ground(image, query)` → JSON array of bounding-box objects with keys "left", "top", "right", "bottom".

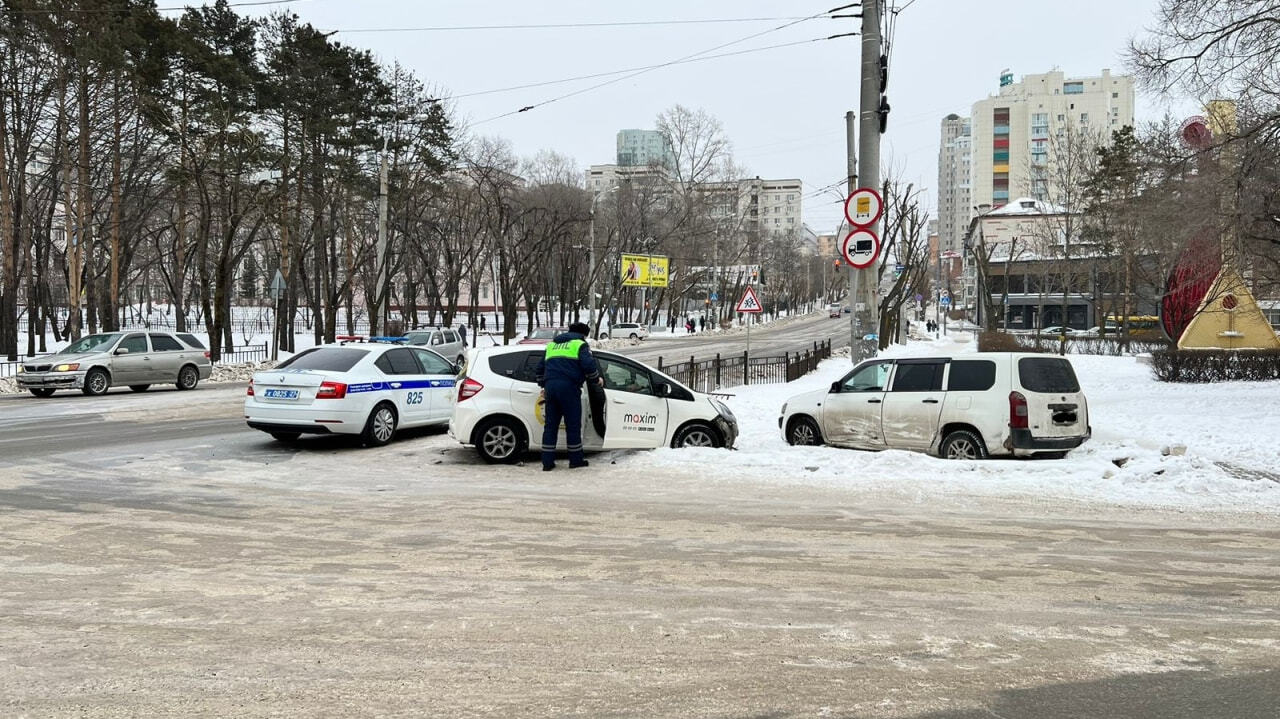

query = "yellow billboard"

[{"left": 620, "top": 254, "right": 669, "bottom": 288}]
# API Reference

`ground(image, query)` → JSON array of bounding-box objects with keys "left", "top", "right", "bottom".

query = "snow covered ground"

[{"left": 640, "top": 336, "right": 1280, "bottom": 514}]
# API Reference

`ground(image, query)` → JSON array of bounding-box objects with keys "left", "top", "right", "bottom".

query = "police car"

[
  {"left": 244, "top": 337, "right": 460, "bottom": 446},
  {"left": 449, "top": 345, "right": 739, "bottom": 463}
]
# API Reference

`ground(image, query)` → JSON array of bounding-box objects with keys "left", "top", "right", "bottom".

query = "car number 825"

[{"left": 406, "top": 391, "right": 424, "bottom": 405}]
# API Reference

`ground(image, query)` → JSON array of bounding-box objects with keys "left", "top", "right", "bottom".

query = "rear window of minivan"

[
  {"left": 1017, "top": 357, "right": 1080, "bottom": 393},
  {"left": 948, "top": 360, "right": 996, "bottom": 391}
]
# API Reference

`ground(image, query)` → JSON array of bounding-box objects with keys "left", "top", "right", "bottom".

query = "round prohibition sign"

[
  {"left": 841, "top": 228, "right": 881, "bottom": 269},
  {"left": 844, "top": 187, "right": 884, "bottom": 228}
]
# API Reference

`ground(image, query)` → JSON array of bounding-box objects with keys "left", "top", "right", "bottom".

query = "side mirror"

[
  {"left": 452, "top": 363, "right": 464, "bottom": 375},
  {"left": 115, "top": 347, "right": 130, "bottom": 355},
  {"left": 656, "top": 382, "right": 673, "bottom": 398},
  {"left": 830, "top": 381, "right": 842, "bottom": 393}
]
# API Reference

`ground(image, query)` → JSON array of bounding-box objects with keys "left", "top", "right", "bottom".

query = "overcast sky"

[{"left": 237, "top": 0, "right": 1194, "bottom": 235}]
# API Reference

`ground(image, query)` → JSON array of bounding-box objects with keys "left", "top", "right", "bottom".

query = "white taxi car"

[
  {"left": 449, "top": 345, "right": 738, "bottom": 463},
  {"left": 245, "top": 338, "right": 460, "bottom": 446}
]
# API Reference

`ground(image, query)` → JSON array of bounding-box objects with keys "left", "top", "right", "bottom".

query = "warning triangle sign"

[{"left": 735, "top": 285, "right": 763, "bottom": 313}]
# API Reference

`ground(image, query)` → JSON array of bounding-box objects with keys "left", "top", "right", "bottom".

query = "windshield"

[
  {"left": 62, "top": 334, "right": 121, "bottom": 354},
  {"left": 530, "top": 329, "right": 561, "bottom": 339}
]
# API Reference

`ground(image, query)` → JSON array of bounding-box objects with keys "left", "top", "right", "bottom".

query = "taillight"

[
  {"left": 246, "top": 379, "right": 254, "bottom": 396},
  {"left": 203, "top": 351, "right": 211, "bottom": 359},
  {"left": 457, "top": 377, "right": 483, "bottom": 402},
  {"left": 1009, "top": 391, "right": 1028, "bottom": 429},
  {"left": 317, "top": 381, "right": 347, "bottom": 399}
]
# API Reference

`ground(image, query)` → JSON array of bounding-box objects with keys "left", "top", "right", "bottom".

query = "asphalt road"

[
  {"left": 1, "top": 327, "right": 1277, "bottom": 717},
  {"left": 611, "top": 311, "right": 856, "bottom": 365}
]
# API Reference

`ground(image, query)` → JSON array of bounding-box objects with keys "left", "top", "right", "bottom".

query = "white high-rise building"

[
  {"left": 616, "top": 129, "right": 676, "bottom": 169},
  {"left": 970, "top": 69, "right": 1135, "bottom": 210},
  {"left": 936, "top": 114, "right": 972, "bottom": 258}
]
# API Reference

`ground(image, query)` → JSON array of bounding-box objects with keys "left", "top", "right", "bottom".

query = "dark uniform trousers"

[{"left": 542, "top": 380, "right": 584, "bottom": 466}]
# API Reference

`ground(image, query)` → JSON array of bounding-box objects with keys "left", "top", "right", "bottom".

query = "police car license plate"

[{"left": 264, "top": 389, "right": 299, "bottom": 400}]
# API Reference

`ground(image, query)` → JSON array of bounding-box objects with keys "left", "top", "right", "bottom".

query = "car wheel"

[
  {"left": 599, "top": 332, "right": 609, "bottom": 340},
  {"left": 176, "top": 365, "right": 199, "bottom": 391},
  {"left": 82, "top": 368, "right": 110, "bottom": 396},
  {"left": 940, "top": 429, "right": 988, "bottom": 460},
  {"left": 129, "top": 384, "right": 151, "bottom": 393},
  {"left": 29, "top": 388, "right": 55, "bottom": 398},
  {"left": 271, "top": 432, "right": 301, "bottom": 442},
  {"left": 787, "top": 416, "right": 823, "bottom": 446},
  {"left": 475, "top": 417, "right": 526, "bottom": 464},
  {"left": 672, "top": 422, "right": 721, "bottom": 449},
  {"left": 629, "top": 332, "right": 639, "bottom": 340},
  {"left": 361, "top": 403, "right": 398, "bottom": 447}
]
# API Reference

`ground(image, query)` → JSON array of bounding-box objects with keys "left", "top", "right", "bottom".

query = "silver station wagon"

[{"left": 16, "top": 331, "right": 213, "bottom": 397}]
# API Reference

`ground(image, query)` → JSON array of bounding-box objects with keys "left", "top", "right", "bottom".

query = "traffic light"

[{"left": 834, "top": 259, "right": 842, "bottom": 268}]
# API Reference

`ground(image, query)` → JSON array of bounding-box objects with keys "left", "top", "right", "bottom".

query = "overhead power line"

[
  {"left": 475, "top": 9, "right": 847, "bottom": 125},
  {"left": 332, "top": 17, "right": 810, "bottom": 34},
  {"left": 453, "top": 38, "right": 841, "bottom": 101},
  {"left": 4, "top": 0, "right": 300, "bottom": 13}
]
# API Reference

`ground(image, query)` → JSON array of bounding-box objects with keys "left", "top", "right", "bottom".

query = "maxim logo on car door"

[{"left": 622, "top": 412, "right": 659, "bottom": 432}]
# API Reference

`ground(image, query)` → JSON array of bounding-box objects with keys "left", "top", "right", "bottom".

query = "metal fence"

[
  {"left": 654, "top": 340, "right": 832, "bottom": 394},
  {"left": 217, "top": 344, "right": 269, "bottom": 364}
]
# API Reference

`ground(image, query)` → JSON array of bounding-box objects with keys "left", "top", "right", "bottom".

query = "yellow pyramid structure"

[{"left": 1177, "top": 266, "right": 1280, "bottom": 350}]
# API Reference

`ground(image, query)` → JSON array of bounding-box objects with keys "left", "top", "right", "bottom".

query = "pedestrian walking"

[
  {"left": 536, "top": 322, "right": 602, "bottom": 471},
  {"left": 699, "top": 315, "right": 706, "bottom": 332},
  {"left": 458, "top": 322, "right": 468, "bottom": 346},
  {"left": 480, "top": 315, "right": 487, "bottom": 331}
]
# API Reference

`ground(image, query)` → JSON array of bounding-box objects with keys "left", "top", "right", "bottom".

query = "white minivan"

[
  {"left": 778, "top": 352, "right": 1090, "bottom": 459},
  {"left": 450, "top": 345, "right": 738, "bottom": 463}
]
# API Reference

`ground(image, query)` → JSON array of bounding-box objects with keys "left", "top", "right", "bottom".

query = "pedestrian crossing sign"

[{"left": 735, "top": 286, "right": 763, "bottom": 313}]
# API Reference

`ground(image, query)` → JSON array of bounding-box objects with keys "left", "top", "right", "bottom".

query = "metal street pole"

[
  {"left": 588, "top": 194, "right": 599, "bottom": 337},
  {"left": 375, "top": 135, "right": 389, "bottom": 335},
  {"left": 858, "top": 0, "right": 882, "bottom": 343},
  {"left": 846, "top": 110, "right": 859, "bottom": 360}
]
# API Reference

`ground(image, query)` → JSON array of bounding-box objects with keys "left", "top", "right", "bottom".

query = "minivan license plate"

[{"left": 264, "top": 389, "right": 299, "bottom": 400}]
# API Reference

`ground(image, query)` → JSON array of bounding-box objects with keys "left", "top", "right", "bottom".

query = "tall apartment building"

[
  {"left": 936, "top": 114, "right": 972, "bottom": 258},
  {"left": 748, "top": 178, "right": 804, "bottom": 237},
  {"left": 970, "top": 69, "right": 1134, "bottom": 209},
  {"left": 616, "top": 129, "right": 676, "bottom": 169}
]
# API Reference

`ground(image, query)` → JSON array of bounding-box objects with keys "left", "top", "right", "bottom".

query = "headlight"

[
  {"left": 15, "top": 365, "right": 22, "bottom": 373},
  {"left": 713, "top": 399, "right": 735, "bottom": 421},
  {"left": 54, "top": 363, "right": 80, "bottom": 372}
]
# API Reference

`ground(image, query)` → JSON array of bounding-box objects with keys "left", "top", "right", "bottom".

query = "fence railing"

[
  {"left": 655, "top": 339, "right": 832, "bottom": 393},
  {"left": 216, "top": 344, "right": 269, "bottom": 364}
]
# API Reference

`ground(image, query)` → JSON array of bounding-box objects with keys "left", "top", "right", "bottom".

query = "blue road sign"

[
  {"left": 940, "top": 295, "right": 952, "bottom": 307},
  {"left": 709, "top": 292, "right": 718, "bottom": 302}
]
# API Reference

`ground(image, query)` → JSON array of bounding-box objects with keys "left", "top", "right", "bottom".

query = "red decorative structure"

[{"left": 1160, "top": 231, "right": 1221, "bottom": 342}]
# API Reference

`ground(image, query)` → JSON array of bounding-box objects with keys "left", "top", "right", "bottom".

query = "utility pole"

[
  {"left": 845, "top": 110, "right": 858, "bottom": 358},
  {"left": 857, "top": 0, "right": 883, "bottom": 343},
  {"left": 375, "top": 135, "right": 389, "bottom": 335}
]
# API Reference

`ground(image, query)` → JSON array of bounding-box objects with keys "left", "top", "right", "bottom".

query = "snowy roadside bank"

[{"left": 637, "top": 337, "right": 1280, "bottom": 514}]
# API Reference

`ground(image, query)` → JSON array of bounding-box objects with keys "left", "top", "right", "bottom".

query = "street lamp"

[
  {"left": 587, "top": 181, "right": 625, "bottom": 339},
  {"left": 375, "top": 100, "right": 443, "bottom": 335}
]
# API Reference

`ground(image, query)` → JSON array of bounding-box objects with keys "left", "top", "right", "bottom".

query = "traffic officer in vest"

[{"left": 535, "top": 322, "right": 602, "bottom": 471}]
